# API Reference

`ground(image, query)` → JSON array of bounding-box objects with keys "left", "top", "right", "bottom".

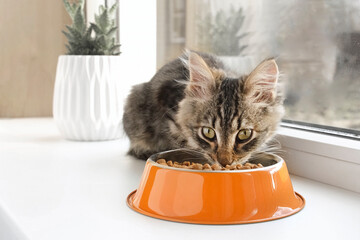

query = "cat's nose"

[{"left": 216, "top": 150, "right": 233, "bottom": 166}]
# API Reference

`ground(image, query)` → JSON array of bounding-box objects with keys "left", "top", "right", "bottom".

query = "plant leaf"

[
  {"left": 73, "top": 6, "right": 85, "bottom": 34},
  {"left": 109, "top": 2, "right": 118, "bottom": 15},
  {"left": 63, "top": 0, "right": 75, "bottom": 19},
  {"left": 84, "top": 25, "right": 93, "bottom": 39},
  {"left": 99, "top": 5, "right": 105, "bottom": 14},
  {"left": 98, "top": 9, "right": 110, "bottom": 31},
  {"left": 71, "top": 3, "right": 77, "bottom": 12},
  {"left": 78, "top": 0, "right": 85, "bottom": 10},
  {"left": 66, "top": 25, "right": 82, "bottom": 42},
  {"left": 90, "top": 23, "right": 102, "bottom": 34},
  {"left": 97, "top": 35, "right": 106, "bottom": 48},
  {"left": 65, "top": 44, "right": 72, "bottom": 53},
  {"left": 106, "top": 26, "right": 117, "bottom": 36},
  {"left": 62, "top": 30, "right": 74, "bottom": 41},
  {"left": 108, "top": 44, "right": 120, "bottom": 53}
]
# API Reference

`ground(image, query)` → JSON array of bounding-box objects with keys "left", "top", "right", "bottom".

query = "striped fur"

[{"left": 123, "top": 51, "right": 284, "bottom": 166}]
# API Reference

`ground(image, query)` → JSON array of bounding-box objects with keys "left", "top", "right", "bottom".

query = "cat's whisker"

[{"left": 255, "top": 138, "right": 284, "bottom": 155}]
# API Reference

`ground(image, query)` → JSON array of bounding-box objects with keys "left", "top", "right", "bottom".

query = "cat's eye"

[
  {"left": 202, "top": 127, "right": 216, "bottom": 140},
  {"left": 237, "top": 129, "right": 253, "bottom": 142}
]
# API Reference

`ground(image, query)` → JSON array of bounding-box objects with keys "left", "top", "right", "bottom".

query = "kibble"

[
  {"left": 157, "top": 159, "right": 167, "bottom": 165},
  {"left": 211, "top": 164, "right": 222, "bottom": 170},
  {"left": 203, "top": 163, "right": 212, "bottom": 170},
  {"left": 155, "top": 159, "right": 263, "bottom": 171},
  {"left": 191, "top": 163, "right": 204, "bottom": 170},
  {"left": 183, "top": 161, "right": 191, "bottom": 166},
  {"left": 236, "top": 164, "right": 243, "bottom": 170}
]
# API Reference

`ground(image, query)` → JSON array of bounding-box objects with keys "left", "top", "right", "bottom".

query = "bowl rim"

[
  {"left": 127, "top": 190, "right": 305, "bottom": 224},
  {"left": 148, "top": 150, "right": 283, "bottom": 173}
]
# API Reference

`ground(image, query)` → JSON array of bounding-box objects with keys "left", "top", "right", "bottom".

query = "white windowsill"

[
  {"left": 277, "top": 126, "right": 360, "bottom": 193},
  {"left": 0, "top": 118, "right": 359, "bottom": 240}
]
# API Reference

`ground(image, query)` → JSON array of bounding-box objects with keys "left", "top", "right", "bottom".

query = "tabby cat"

[{"left": 123, "top": 51, "right": 284, "bottom": 166}]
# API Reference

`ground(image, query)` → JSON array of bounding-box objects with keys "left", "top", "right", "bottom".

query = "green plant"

[
  {"left": 62, "top": 0, "right": 120, "bottom": 55},
  {"left": 197, "top": 6, "right": 248, "bottom": 56}
]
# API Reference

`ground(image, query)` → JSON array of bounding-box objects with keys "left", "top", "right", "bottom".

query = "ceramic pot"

[{"left": 53, "top": 55, "right": 122, "bottom": 141}]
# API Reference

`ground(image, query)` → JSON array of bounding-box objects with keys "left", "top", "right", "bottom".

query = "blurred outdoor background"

[
  {"left": 1, "top": 0, "right": 359, "bottom": 133},
  {"left": 157, "top": 0, "right": 360, "bottom": 131}
]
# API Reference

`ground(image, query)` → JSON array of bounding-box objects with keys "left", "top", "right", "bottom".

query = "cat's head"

[{"left": 175, "top": 52, "right": 284, "bottom": 166}]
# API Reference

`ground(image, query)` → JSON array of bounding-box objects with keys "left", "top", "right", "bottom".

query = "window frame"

[
  {"left": 277, "top": 126, "right": 360, "bottom": 193},
  {"left": 282, "top": 120, "right": 360, "bottom": 140}
]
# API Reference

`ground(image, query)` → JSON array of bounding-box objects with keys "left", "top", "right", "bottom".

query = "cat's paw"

[{"left": 128, "top": 148, "right": 154, "bottom": 160}]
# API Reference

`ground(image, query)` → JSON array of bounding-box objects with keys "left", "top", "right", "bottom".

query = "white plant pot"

[{"left": 53, "top": 55, "right": 122, "bottom": 141}]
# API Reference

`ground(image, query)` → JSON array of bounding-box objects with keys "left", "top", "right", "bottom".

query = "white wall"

[
  {"left": 118, "top": 0, "right": 157, "bottom": 107},
  {"left": 118, "top": 0, "right": 157, "bottom": 82}
]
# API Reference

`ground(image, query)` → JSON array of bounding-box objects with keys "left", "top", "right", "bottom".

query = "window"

[{"left": 157, "top": 0, "right": 360, "bottom": 136}]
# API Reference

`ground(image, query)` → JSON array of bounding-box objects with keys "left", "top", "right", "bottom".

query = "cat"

[{"left": 123, "top": 51, "right": 284, "bottom": 166}]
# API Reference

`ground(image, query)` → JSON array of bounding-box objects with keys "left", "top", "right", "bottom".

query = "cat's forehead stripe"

[
  {"left": 214, "top": 78, "right": 243, "bottom": 145},
  {"left": 218, "top": 78, "right": 241, "bottom": 127}
]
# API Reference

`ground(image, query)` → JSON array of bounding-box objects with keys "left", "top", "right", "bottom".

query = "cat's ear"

[
  {"left": 184, "top": 52, "right": 215, "bottom": 100},
  {"left": 244, "top": 58, "right": 279, "bottom": 104}
]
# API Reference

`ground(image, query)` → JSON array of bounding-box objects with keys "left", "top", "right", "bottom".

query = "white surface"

[
  {"left": 0, "top": 118, "right": 359, "bottom": 240},
  {"left": 277, "top": 127, "right": 360, "bottom": 193}
]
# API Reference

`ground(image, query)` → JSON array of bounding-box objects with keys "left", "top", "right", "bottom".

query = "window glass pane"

[{"left": 157, "top": 0, "right": 360, "bottom": 132}]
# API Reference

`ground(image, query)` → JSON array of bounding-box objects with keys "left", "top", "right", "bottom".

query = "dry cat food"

[{"left": 155, "top": 159, "right": 263, "bottom": 171}]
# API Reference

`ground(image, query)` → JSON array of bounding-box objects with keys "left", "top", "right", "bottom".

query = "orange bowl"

[{"left": 127, "top": 149, "right": 305, "bottom": 224}]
